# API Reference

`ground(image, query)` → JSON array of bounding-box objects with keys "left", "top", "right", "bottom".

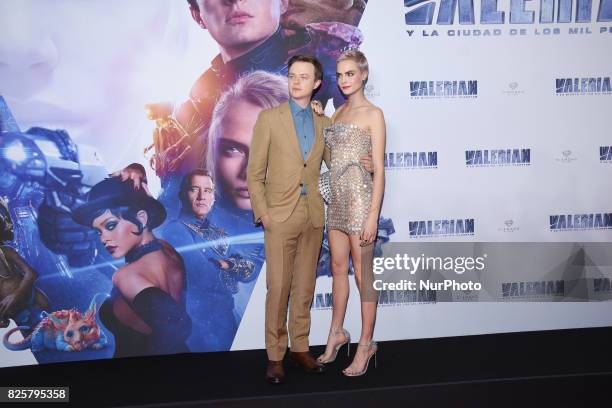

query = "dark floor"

[{"left": 1, "top": 326, "right": 611, "bottom": 407}]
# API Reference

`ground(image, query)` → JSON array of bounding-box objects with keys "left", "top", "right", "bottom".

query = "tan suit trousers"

[{"left": 264, "top": 197, "right": 323, "bottom": 361}]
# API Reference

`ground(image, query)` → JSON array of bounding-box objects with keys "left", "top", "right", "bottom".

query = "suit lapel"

[
  {"left": 308, "top": 113, "right": 323, "bottom": 162},
  {"left": 278, "top": 102, "right": 304, "bottom": 161}
]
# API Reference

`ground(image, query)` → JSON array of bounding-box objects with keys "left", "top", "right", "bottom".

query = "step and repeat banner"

[{"left": 0, "top": 0, "right": 611, "bottom": 367}]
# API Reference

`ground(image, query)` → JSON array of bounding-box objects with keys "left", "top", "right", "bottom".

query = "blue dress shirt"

[{"left": 289, "top": 98, "right": 315, "bottom": 195}]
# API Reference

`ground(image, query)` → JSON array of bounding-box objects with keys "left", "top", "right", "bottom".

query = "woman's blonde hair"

[{"left": 337, "top": 49, "right": 369, "bottom": 84}]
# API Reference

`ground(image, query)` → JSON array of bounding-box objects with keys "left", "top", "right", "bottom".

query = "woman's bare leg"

[
  {"left": 317, "top": 229, "right": 351, "bottom": 362},
  {"left": 343, "top": 236, "right": 377, "bottom": 374}
]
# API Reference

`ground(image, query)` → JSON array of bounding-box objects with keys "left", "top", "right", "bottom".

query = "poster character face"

[
  {"left": 207, "top": 71, "right": 288, "bottom": 211},
  {"left": 92, "top": 210, "right": 147, "bottom": 260},
  {"left": 187, "top": 174, "right": 215, "bottom": 219},
  {"left": 216, "top": 99, "right": 261, "bottom": 210},
  {"left": 191, "top": 0, "right": 288, "bottom": 56}
]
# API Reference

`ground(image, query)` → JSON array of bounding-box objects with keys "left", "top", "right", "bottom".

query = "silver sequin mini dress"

[{"left": 324, "top": 122, "right": 373, "bottom": 235}]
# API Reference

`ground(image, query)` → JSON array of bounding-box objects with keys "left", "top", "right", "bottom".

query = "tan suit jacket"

[{"left": 247, "top": 101, "right": 331, "bottom": 227}]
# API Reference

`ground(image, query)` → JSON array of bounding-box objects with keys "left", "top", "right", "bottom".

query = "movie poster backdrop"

[{"left": 1, "top": 0, "right": 611, "bottom": 367}]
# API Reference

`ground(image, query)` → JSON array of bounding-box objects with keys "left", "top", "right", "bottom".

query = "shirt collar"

[{"left": 289, "top": 98, "right": 312, "bottom": 117}]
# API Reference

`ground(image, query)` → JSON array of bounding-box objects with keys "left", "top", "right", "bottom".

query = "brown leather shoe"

[
  {"left": 266, "top": 360, "right": 285, "bottom": 384},
  {"left": 289, "top": 351, "right": 326, "bottom": 374}
]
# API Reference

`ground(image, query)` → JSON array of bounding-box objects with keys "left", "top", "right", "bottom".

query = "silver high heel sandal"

[
  {"left": 317, "top": 328, "right": 351, "bottom": 364},
  {"left": 343, "top": 341, "right": 378, "bottom": 377}
]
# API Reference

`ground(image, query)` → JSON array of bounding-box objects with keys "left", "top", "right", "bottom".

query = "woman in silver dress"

[{"left": 317, "top": 50, "right": 386, "bottom": 376}]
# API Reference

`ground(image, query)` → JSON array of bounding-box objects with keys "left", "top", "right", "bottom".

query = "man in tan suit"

[{"left": 247, "top": 55, "right": 331, "bottom": 383}]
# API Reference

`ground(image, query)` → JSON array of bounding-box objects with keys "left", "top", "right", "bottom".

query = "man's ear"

[
  {"left": 190, "top": 6, "right": 207, "bottom": 29},
  {"left": 280, "top": 0, "right": 289, "bottom": 15},
  {"left": 314, "top": 79, "right": 322, "bottom": 91}
]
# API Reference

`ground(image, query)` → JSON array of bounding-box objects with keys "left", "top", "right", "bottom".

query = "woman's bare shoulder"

[
  {"left": 364, "top": 105, "right": 385, "bottom": 125},
  {"left": 158, "top": 241, "right": 183, "bottom": 269},
  {"left": 112, "top": 262, "right": 138, "bottom": 286},
  {"left": 331, "top": 103, "right": 347, "bottom": 122},
  {"left": 363, "top": 104, "right": 383, "bottom": 117}
]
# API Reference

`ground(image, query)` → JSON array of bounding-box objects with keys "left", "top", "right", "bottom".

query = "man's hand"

[
  {"left": 359, "top": 154, "right": 374, "bottom": 173},
  {"left": 260, "top": 214, "right": 271, "bottom": 229}
]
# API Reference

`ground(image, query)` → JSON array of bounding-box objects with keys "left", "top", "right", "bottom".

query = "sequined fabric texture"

[{"left": 324, "top": 122, "right": 373, "bottom": 235}]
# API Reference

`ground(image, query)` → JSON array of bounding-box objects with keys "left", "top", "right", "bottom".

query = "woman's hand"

[
  {"left": 360, "top": 216, "right": 378, "bottom": 247},
  {"left": 359, "top": 154, "right": 374, "bottom": 173},
  {"left": 109, "top": 163, "right": 152, "bottom": 196},
  {"left": 311, "top": 100, "right": 325, "bottom": 116}
]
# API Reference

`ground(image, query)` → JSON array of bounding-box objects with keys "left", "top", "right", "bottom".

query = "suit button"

[
  {"left": 303, "top": 163, "right": 307, "bottom": 167},
  {"left": 300, "top": 183, "right": 304, "bottom": 187}
]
